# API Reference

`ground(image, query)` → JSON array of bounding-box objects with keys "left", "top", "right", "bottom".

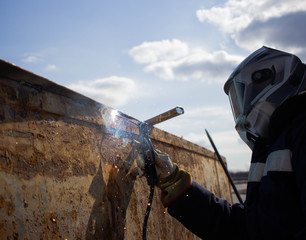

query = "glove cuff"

[{"left": 157, "top": 164, "right": 192, "bottom": 207}]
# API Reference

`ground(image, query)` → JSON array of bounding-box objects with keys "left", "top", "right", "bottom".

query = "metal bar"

[
  {"left": 144, "top": 106, "right": 184, "bottom": 126},
  {"left": 205, "top": 129, "right": 244, "bottom": 204},
  {"left": 214, "top": 155, "right": 222, "bottom": 197}
]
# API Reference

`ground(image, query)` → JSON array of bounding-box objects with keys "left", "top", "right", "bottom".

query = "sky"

[{"left": 1, "top": 0, "right": 306, "bottom": 171}]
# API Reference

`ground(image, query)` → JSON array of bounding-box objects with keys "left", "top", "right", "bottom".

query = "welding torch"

[
  {"left": 139, "top": 106, "right": 184, "bottom": 240},
  {"left": 111, "top": 106, "right": 184, "bottom": 185},
  {"left": 140, "top": 106, "right": 184, "bottom": 186}
]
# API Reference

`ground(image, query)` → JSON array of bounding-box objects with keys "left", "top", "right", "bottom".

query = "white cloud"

[
  {"left": 22, "top": 55, "right": 41, "bottom": 63},
  {"left": 69, "top": 76, "right": 137, "bottom": 108},
  {"left": 129, "top": 39, "right": 189, "bottom": 64},
  {"left": 129, "top": 40, "right": 243, "bottom": 82},
  {"left": 235, "top": 12, "right": 306, "bottom": 57},
  {"left": 45, "top": 64, "right": 57, "bottom": 71},
  {"left": 196, "top": 0, "right": 306, "bottom": 55},
  {"left": 22, "top": 49, "right": 63, "bottom": 72},
  {"left": 146, "top": 49, "right": 242, "bottom": 82},
  {"left": 196, "top": 0, "right": 306, "bottom": 34}
]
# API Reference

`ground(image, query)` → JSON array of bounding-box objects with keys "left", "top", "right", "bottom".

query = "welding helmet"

[{"left": 224, "top": 46, "right": 306, "bottom": 149}]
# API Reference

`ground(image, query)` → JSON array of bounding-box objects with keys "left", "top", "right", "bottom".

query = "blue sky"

[{"left": 1, "top": 0, "right": 306, "bottom": 171}]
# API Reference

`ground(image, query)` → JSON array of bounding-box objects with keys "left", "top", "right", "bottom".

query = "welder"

[{"left": 140, "top": 47, "right": 306, "bottom": 240}]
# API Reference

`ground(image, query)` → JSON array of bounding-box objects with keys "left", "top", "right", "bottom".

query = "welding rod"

[
  {"left": 205, "top": 129, "right": 243, "bottom": 204},
  {"left": 144, "top": 106, "right": 184, "bottom": 126}
]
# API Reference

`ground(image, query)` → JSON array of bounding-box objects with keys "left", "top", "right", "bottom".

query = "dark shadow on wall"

[{"left": 86, "top": 135, "right": 139, "bottom": 240}]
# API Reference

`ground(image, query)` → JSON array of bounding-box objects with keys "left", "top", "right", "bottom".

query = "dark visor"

[{"left": 228, "top": 80, "right": 245, "bottom": 120}]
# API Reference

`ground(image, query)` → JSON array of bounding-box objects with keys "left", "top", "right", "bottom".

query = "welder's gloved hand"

[
  {"left": 135, "top": 146, "right": 192, "bottom": 207},
  {"left": 135, "top": 148, "right": 174, "bottom": 178},
  {"left": 157, "top": 163, "right": 192, "bottom": 207},
  {"left": 151, "top": 149, "right": 175, "bottom": 179},
  {"left": 148, "top": 149, "right": 192, "bottom": 207}
]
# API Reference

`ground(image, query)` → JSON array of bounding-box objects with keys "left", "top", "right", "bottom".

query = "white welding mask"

[{"left": 224, "top": 46, "right": 306, "bottom": 149}]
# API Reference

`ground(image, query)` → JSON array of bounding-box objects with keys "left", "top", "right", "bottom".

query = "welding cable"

[
  {"left": 142, "top": 184, "right": 155, "bottom": 240},
  {"left": 141, "top": 144, "right": 157, "bottom": 240},
  {"left": 139, "top": 122, "right": 157, "bottom": 240}
]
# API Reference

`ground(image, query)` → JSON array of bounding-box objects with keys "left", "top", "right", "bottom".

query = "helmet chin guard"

[{"left": 224, "top": 46, "right": 306, "bottom": 149}]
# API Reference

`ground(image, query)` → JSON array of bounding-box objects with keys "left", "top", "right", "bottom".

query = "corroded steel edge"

[
  {"left": 0, "top": 59, "right": 232, "bottom": 240},
  {"left": 0, "top": 58, "right": 219, "bottom": 161}
]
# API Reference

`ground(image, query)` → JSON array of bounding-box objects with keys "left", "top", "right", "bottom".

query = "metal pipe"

[
  {"left": 145, "top": 106, "right": 184, "bottom": 126},
  {"left": 205, "top": 129, "right": 243, "bottom": 204}
]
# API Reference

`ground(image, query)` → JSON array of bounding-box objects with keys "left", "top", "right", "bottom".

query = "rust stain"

[
  {"left": 0, "top": 222, "right": 4, "bottom": 238},
  {"left": 71, "top": 210, "right": 77, "bottom": 220},
  {"left": 0, "top": 195, "right": 15, "bottom": 216}
]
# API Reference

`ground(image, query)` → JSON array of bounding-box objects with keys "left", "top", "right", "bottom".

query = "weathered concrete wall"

[{"left": 0, "top": 59, "right": 232, "bottom": 240}]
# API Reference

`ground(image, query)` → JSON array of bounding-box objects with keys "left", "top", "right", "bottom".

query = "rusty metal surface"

[{"left": 0, "top": 59, "right": 232, "bottom": 239}]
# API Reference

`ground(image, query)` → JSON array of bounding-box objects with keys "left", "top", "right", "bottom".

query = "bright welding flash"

[{"left": 111, "top": 109, "right": 118, "bottom": 120}]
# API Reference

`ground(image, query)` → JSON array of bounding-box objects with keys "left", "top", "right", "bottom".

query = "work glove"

[
  {"left": 136, "top": 147, "right": 175, "bottom": 179},
  {"left": 150, "top": 149, "right": 175, "bottom": 179},
  {"left": 136, "top": 147, "right": 192, "bottom": 207}
]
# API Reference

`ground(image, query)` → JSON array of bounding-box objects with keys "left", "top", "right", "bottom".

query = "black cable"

[
  {"left": 142, "top": 184, "right": 155, "bottom": 240},
  {"left": 139, "top": 122, "right": 157, "bottom": 240}
]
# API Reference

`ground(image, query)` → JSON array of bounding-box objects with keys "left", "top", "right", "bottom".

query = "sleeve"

[
  {"left": 158, "top": 165, "right": 247, "bottom": 240},
  {"left": 157, "top": 164, "right": 193, "bottom": 207},
  {"left": 289, "top": 121, "right": 306, "bottom": 239},
  {"left": 167, "top": 182, "right": 247, "bottom": 240}
]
